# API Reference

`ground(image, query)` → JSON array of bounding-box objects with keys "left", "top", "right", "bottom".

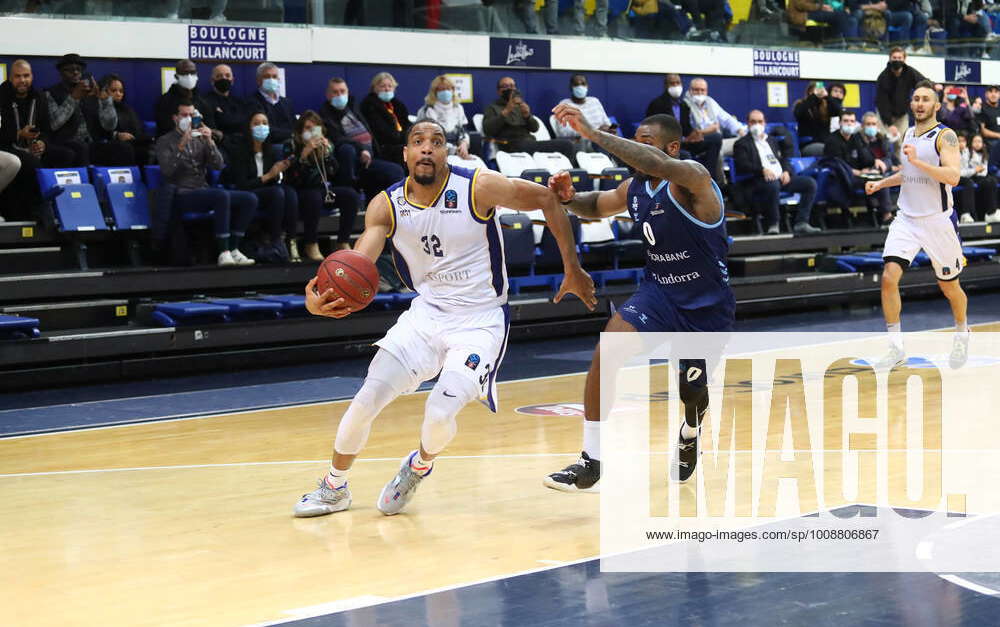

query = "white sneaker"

[
  {"left": 950, "top": 332, "right": 970, "bottom": 369},
  {"left": 873, "top": 344, "right": 907, "bottom": 370},
  {"left": 230, "top": 249, "right": 256, "bottom": 266},
  {"left": 986, "top": 210, "right": 1000, "bottom": 223},
  {"left": 217, "top": 250, "right": 236, "bottom": 266},
  {"left": 960, "top": 213, "right": 974, "bottom": 224},
  {"left": 294, "top": 479, "right": 352, "bottom": 517},
  {"left": 0, "top": 215, "right": 5, "bottom": 223}
]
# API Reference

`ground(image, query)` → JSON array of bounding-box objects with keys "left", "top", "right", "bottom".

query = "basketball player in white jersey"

[
  {"left": 865, "top": 80, "right": 970, "bottom": 369},
  {"left": 293, "top": 120, "right": 597, "bottom": 517}
]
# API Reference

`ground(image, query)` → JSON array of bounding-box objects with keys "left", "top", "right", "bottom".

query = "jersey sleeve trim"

[
  {"left": 665, "top": 179, "right": 726, "bottom": 229},
  {"left": 469, "top": 167, "right": 494, "bottom": 223},
  {"left": 383, "top": 190, "right": 396, "bottom": 239}
]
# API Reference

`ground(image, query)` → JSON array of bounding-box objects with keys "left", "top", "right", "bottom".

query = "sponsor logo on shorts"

[
  {"left": 465, "top": 353, "right": 480, "bottom": 370},
  {"left": 942, "top": 267, "right": 951, "bottom": 275},
  {"left": 515, "top": 403, "right": 585, "bottom": 417},
  {"left": 445, "top": 189, "right": 458, "bottom": 209}
]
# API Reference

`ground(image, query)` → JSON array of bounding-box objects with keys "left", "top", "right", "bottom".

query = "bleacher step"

[
  {"left": 0, "top": 247, "right": 66, "bottom": 273},
  {"left": 0, "top": 221, "right": 55, "bottom": 246},
  {"left": 1, "top": 299, "right": 131, "bottom": 332},
  {"left": 728, "top": 253, "right": 818, "bottom": 277}
]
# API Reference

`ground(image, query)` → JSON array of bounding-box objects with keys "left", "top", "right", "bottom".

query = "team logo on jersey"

[
  {"left": 444, "top": 189, "right": 458, "bottom": 209},
  {"left": 465, "top": 353, "right": 480, "bottom": 370}
]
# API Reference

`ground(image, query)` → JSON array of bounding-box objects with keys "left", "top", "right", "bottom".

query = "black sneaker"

[
  {"left": 543, "top": 452, "right": 601, "bottom": 492},
  {"left": 670, "top": 428, "right": 700, "bottom": 483}
]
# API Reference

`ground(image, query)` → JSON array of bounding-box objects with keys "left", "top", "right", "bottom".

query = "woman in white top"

[
  {"left": 415, "top": 75, "right": 470, "bottom": 159},
  {"left": 553, "top": 74, "right": 615, "bottom": 152},
  {"left": 956, "top": 133, "right": 1000, "bottom": 223}
]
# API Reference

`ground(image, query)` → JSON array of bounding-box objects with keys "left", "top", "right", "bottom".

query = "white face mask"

[
  {"left": 692, "top": 94, "right": 707, "bottom": 105},
  {"left": 177, "top": 116, "right": 192, "bottom": 132},
  {"left": 749, "top": 123, "right": 765, "bottom": 138},
  {"left": 668, "top": 85, "right": 683, "bottom": 99},
  {"left": 177, "top": 74, "right": 198, "bottom": 90}
]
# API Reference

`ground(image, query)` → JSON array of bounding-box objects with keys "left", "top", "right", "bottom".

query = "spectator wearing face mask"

[
  {"left": 860, "top": 111, "right": 898, "bottom": 173},
  {"left": 876, "top": 47, "right": 925, "bottom": 133},
  {"left": 203, "top": 64, "right": 248, "bottom": 140},
  {"left": 552, "top": 74, "right": 615, "bottom": 152},
  {"left": 734, "top": 109, "right": 820, "bottom": 235},
  {"left": 156, "top": 58, "right": 215, "bottom": 138},
  {"left": 360, "top": 72, "right": 412, "bottom": 167},
  {"left": 956, "top": 133, "right": 1000, "bottom": 223},
  {"left": 683, "top": 77, "right": 745, "bottom": 181},
  {"left": 220, "top": 111, "right": 295, "bottom": 263},
  {"left": 823, "top": 110, "right": 893, "bottom": 223},
  {"left": 251, "top": 62, "right": 296, "bottom": 145},
  {"left": 939, "top": 85, "right": 977, "bottom": 136},
  {"left": 645, "top": 74, "right": 692, "bottom": 134},
  {"left": 319, "top": 77, "right": 404, "bottom": 201},
  {"left": 794, "top": 81, "right": 845, "bottom": 156},
  {"left": 154, "top": 100, "right": 258, "bottom": 266},
  {"left": 415, "top": 75, "right": 471, "bottom": 159}
]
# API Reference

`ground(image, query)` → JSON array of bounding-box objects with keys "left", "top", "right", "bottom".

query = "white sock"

[
  {"left": 887, "top": 322, "right": 903, "bottom": 350},
  {"left": 681, "top": 421, "right": 699, "bottom": 440},
  {"left": 956, "top": 320, "right": 969, "bottom": 334},
  {"left": 582, "top": 420, "right": 601, "bottom": 461},
  {"left": 409, "top": 451, "right": 433, "bottom": 476},
  {"left": 325, "top": 465, "right": 348, "bottom": 489}
]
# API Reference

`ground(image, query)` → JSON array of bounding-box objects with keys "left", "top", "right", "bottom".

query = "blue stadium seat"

[
  {"left": 209, "top": 298, "right": 283, "bottom": 321},
  {"left": 599, "top": 167, "right": 629, "bottom": 191},
  {"left": 790, "top": 157, "right": 818, "bottom": 175},
  {"left": 0, "top": 314, "right": 40, "bottom": 340},
  {"left": 150, "top": 302, "right": 231, "bottom": 326},
  {"left": 499, "top": 212, "right": 535, "bottom": 276},
  {"left": 143, "top": 120, "right": 156, "bottom": 138},
  {"left": 90, "top": 166, "right": 150, "bottom": 231},
  {"left": 520, "top": 168, "right": 551, "bottom": 186},
  {"left": 35, "top": 168, "right": 108, "bottom": 233},
  {"left": 257, "top": 294, "right": 308, "bottom": 317}
]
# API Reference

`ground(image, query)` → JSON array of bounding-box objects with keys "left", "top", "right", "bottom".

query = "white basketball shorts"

[
  {"left": 882, "top": 210, "right": 965, "bottom": 281},
  {"left": 375, "top": 296, "right": 510, "bottom": 412}
]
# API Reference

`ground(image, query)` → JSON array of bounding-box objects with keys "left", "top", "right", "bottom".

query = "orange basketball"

[{"left": 315, "top": 249, "right": 379, "bottom": 310}]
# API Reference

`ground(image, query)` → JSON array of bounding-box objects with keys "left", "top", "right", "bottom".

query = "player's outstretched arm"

[
  {"left": 305, "top": 193, "right": 391, "bottom": 319},
  {"left": 474, "top": 170, "right": 597, "bottom": 310},
  {"left": 907, "top": 129, "right": 961, "bottom": 187},
  {"left": 866, "top": 171, "right": 902, "bottom": 195},
  {"left": 547, "top": 170, "right": 629, "bottom": 219}
]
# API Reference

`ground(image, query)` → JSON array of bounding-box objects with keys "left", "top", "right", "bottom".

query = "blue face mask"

[
  {"left": 262, "top": 77, "right": 280, "bottom": 93},
  {"left": 378, "top": 90, "right": 395, "bottom": 103},
  {"left": 947, "top": 93, "right": 957, "bottom": 101},
  {"left": 436, "top": 90, "right": 453, "bottom": 104},
  {"left": 251, "top": 124, "right": 270, "bottom": 142},
  {"left": 864, "top": 125, "right": 878, "bottom": 138},
  {"left": 572, "top": 85, "right": 588, "bottom": 99},
  {"left": 331, "top": 94, "right": 348, "bottom": 109}
]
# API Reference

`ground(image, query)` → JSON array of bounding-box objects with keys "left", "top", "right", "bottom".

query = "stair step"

[{"left": 0, "top": 246, "right": 66, "bottom": 273}]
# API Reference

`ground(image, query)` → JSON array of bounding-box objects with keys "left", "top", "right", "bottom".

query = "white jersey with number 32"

[
  {"left": 383, "top": 165, "right": 508, "bottom": 313},
  {"left": 897, "top": 123, "right": 954, "bottom": 218}
]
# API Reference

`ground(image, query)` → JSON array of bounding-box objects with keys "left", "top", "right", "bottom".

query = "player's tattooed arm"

[
  {"left": 908, "top": 128, "right": 962, "bottom": 186},
  {"left": 585, "top": 128, "right": 711, "bottom": 191},
  {"left": 562, "top": 191, "right": 601, "bottom": 218},
  {"left": 548, "top": 171, "right": 629, "bottom": 219}
]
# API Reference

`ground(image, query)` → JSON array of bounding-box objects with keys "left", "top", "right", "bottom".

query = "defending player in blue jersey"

[{"left": 542, "top": 107, "right": 735, "bottom": 492}]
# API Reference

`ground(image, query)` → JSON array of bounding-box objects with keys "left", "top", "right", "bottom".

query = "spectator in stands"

[
  {"left": 886, "top": 0, "right": 928, "bottom": 49},
  {"left": 360, "top": 72, "right": 412, "bottom": 167},
  {"left": 939, "top": 85, "right": 977, "bottom": 136},
  {"left": 251, "top": 62, "right": 295, "bottom": 145},
  {"left": 45, "top": 53, "right": 115, "bottom": 166},
  {"left": 0, "top": 152, "right": 19, "bottom": 222},
  {"left": 344, "top": 0, "right": 366, "bottom": 25},
  {"left": 876, "top": 47, "right": 925, "bottom": 132},
  {"left": 540, "top": 0, "right": 609, "bottom": 37},
  {"left": 203, "top": 64, "right": 248, "bottom": 141},
  {"left": 734, "top": 110, "right": 820, "bottom": 235},
  {"left": 646, "top": 73, "right": 691, "bottom": 127},
  {"left": 220, "top": 112, "right": 294, "bottom": 263},
  {"left": 154, "top": 100, "right": 257, "bottom": 266},
  {"left": 957, "top": 133, "right": 1000, "bottom": 223},
  {"left": 165, "top": 0, "right": 227, "bottom": 20},
  {"left": 155, "top": 59, "right": 215, "bottom": 137},
  {"left": 0, "top": 59, "right": 75, "bottom": 220},
  {"left": 415, "top": 75, "right": 471, "bottom": 159},
  {"left": 950, "top": 0, "right": 990, "bottom": 59},
  {"left": 794, "top": 81, "right": 845, "bottom": 156},
  {"left": 284, "top": 111, "right": 363, "bottom": 260},
  {"left": 482, "top": 76, "right": 576, "bottom": 163},
  {"left": 88, "top": 74, "right": 153, "bottom": 167},
  {"left": 552, "top": 74, "right": 615, "bottom": 153},
  {"left": 786, "top": 0, "right": 857, "bottom": 48},
  {"left": 320, "top": 77, "right": 404, "bottom": 200},
  {"left": 630, "top": 0, "right": 692, "bottom": 40},
  {"left": 683, "top": 77, "right": 744, "bottom": 181},
  {"left": 860, "top": 111, "right": 898, "bottom": 173},
  {"left": 978, "top": 84, "right": 1000, "bottom": 160},
  {"left": 823, "top": 110, "right": 893, "bottom": 223},
  {"left": 683, "top": 0, "right": 730, "bottom": 40}
]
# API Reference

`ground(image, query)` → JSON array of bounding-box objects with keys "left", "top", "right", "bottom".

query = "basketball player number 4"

[{"left": 421, "top": 234, "right": 444, "bottom": 257}]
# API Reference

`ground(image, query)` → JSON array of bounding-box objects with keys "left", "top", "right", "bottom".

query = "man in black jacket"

[
  {"left": 0, "top": 59, "right": 76, "bottom": 220},
  {"left": 319, "top": 77, "right": 403, "bottom": 200},
  {"left": 824, "top": 110, "right": 892, "bottom": 221},
  {"left": 734, "top": 110, "right": 819, "bottom": 235},
  {"left": 45, "top": 53, "right": 116, "bottom": 167},
  {"left": 482, "top": 76, "right": 576, "bottom": 164},
  {"left": 203, "top": 64, "right": 247, "bottom": 141},
  {"left": 645, "top": 73, "right": 693, "bottom": 159},
  {"left": 876, "top": 47, "right": 925, "bottom": 133},
  {"left": 251, "top": 62, "right": 296, "bottom": 145},
  {"left": 155, "top": 59, "right": 215, "bottom": 138}
]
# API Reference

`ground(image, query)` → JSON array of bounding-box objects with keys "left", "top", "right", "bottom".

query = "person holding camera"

[
  {"left": 483, "top": 76, "right": 576, "bottom": 163},
  {"left": 87, "top": 74, "right": 153, "bottom": 167},
  {"left": 939, "top": 85, "right": 977, "bottom": 136},
  {"left": 154, "top": 100, "right": 258, "bottom": 266},
  {"left": 44, "top": 53, "right": 116, "bottom": 167}
]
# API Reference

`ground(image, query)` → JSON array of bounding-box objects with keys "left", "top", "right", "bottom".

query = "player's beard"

[
  {"left": 413, "top": 162, "right": 436, "bottom": 185},
  {"left": 913, "top": 108, "right": 935, "bottom": 124}
]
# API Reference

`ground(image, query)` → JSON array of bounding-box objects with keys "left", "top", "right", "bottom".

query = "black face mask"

[
  {"left": 214, "top": 79, "right": 232, "bottom": 93},
  {"left": 501, "top": 88, "right": 513, "bottom": 101},
  {"left": 889, "top": 60, "right": 905, "bottom": 72}
]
